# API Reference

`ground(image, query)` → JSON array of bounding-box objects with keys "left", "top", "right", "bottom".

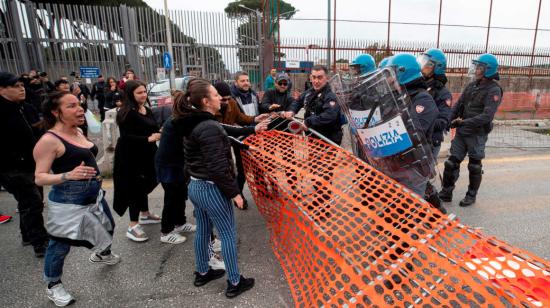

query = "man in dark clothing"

[
  {"left": 0, "top": 72, "right": 49, "bottom": 257},
  {"left": 230, "top": 71, "right": 260, "bottom": 117},
  {"left": 439, "top": 53, "right": 503, "bottom": 207},
  {"left": 39, "top": 72, "right": 55, "bottom": 92},
  {"left": 419, "top": 48, "right": 453, "bottom": 158},
  {"left": 259, "top": 73, "right": 295, "bottom": 114},
  {"left": 26, "top": 75, "right": 47, "bottom": 115},
  {"left": 285, "top": 65, "right": 344, "bottom": 145},
  {"left": 91, "top": 75, "right": 107, "bottom": 121}
]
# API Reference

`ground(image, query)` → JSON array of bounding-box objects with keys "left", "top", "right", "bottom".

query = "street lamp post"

[{"left": 238, "top": 4, "right": 264, "bottom": 90}]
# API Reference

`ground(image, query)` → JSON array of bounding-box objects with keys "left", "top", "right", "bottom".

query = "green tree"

[{"left": 225, "top": 0, "right": 296, "bottom": 67}]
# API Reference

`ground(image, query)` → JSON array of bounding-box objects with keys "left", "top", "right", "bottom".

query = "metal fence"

[
  {"left": 0, "top": 0, "right": 261, "bottom": 85},
  {"left": 277, "top": 37, "right": 550, "bottom": 78}
]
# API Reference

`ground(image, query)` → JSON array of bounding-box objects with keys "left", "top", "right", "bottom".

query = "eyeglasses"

[
  {"left": 278, "top": 81, "right": 288, "bottom": 86},
  {"left": 221, "top": 97, "right": 230, "bottom": 102}
]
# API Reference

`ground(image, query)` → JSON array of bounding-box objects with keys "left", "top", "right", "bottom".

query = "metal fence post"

[
  {"left": 23, "top": 1, "right": 46, "bottom": 71},
  {"left": 8, "top": 0, "right": 30, "bottom": 72},
  {"left": 120, "top": 5, "right": 139, "bottom": 72}
]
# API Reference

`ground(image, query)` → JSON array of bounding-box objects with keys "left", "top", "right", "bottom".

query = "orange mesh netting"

[{"left": 241, "top": 130, "right": 550, "bottom": 307}]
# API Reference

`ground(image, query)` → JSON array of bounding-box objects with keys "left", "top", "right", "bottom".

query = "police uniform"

[
  {"left": 289, "top": 85, "right": 343, "bottom": 145},
  {"left": 426, "top": 77, "right": 452, "bottom": 158},
  {"left": 391, "top": 86, "right": 439, "bottom": 196},
  {"left": 441, "top": 79, "right": 502, "bottom": 203}
]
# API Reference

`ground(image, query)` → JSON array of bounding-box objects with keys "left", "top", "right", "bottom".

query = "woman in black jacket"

[
  {"left": 103, "top": 77, "right": 123, "bottom": 111},
  {"left": 174, "top": 78, "right": 254, "bottom": 298},
  {"left": 154, "top": 90, "right": 196, "bottom": 245},
  {"left": 113, "top": 80, "right": 161, "bottom": 242}
]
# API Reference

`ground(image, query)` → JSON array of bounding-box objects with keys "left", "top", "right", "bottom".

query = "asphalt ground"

[{"left": 1, "top": 143, "right": 549, "bottom": 307}]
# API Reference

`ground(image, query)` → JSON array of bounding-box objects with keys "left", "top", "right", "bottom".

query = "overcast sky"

[{"left": 144, "top": 0, "right": 550, "bottom": 48}]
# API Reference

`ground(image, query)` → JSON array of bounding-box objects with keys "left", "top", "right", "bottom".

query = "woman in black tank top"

[{"left": 34, "top": 92, "right": 120, "bottom": 306}]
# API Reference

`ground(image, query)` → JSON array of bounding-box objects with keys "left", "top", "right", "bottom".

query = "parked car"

[{"left": 148, "top": 76, "right": 194, "bottom": 107}]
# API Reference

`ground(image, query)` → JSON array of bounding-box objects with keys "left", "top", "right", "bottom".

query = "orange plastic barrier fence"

[{"left": 242, "top": 130, "right": 550, "bottom": 307}]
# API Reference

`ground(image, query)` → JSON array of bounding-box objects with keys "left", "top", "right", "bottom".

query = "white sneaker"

[
  {"left": 46, "top": 283, "right": 75, "bottom": 307},
  {"left": 89, "top": 251, "right": 121, "bottom": 265},
  {"left": 173, "top": 222, "right": 197, "bottom": 233},
  {"left": 210, "top": 238, "right": 222, "bottom": 253},
  {"left": 160, "top": 232, "right": 187, "bottom": 244},
  {"left": 126, "top": 224, "right": 148, "bottom": 242},
  {"left": 208, "top": 254, "right": 226, "bottom": 270},
  {"left": 139, "top": 213, "right": 161, "bottom": 225}
]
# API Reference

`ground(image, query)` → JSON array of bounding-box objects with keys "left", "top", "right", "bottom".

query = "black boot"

[
  {"left": 459, "top": 193, "right": 476, "bottom": 207},
  {"left": 438, "top": 188, "right": 453, "bottom": 202},
  {"left": 460, "top": 161, "right": 483, "bottom": 207},
  {"left": 439, "top": 158, "right": 461, "bottom": 202},
  {"left": 425, "top": 182, "right": 447, "bottom": 214}
]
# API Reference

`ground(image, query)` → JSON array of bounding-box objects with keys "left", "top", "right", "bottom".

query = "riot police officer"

[
  {"left": 284, "top": 65, "right": 343, "bottom": 145},
  {"left": 419, "top": 49, "right": 452, "bottom": 212},
  {"left": 350, "top": 54, "right": 377, "bottom": 77},
  {"left": 419, "top": 48, "right": 452, "bottom": 158},
  {"left": 387, "top": 54, "right": 439, "bottom": 198},
  {"left": 439, "top": 53, "right": 503, "bottom": 207}
]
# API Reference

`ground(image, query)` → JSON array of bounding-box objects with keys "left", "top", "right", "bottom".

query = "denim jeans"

[
  {"left": 44, "top": 179, "right": 114, "bottom": 282},
  {"left": 188, "top": 179, "right": 241, "bottom": 284}
]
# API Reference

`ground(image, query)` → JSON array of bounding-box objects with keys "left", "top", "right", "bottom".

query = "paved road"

[{"left": 1, "top": 146, "right": 549, "bottom": 307}]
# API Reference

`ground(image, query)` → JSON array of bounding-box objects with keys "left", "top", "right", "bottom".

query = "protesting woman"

[
  {"left": 174, "top": 78, "right": 254, "bottom": 298},
  {"left": 34, "top": 91, "right": 119, "bottom": 306}
]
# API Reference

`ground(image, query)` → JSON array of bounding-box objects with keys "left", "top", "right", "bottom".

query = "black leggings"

[{"left": 128, "top": 193, "right": 149, "bottom": 222}]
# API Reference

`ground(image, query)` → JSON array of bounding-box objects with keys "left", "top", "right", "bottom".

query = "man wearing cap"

[
  {"left": 259, "top": 73, "right": 295, "bottom": 114},
  {"left": 0, "top": 72, "right": 49, "bottom": 257}
]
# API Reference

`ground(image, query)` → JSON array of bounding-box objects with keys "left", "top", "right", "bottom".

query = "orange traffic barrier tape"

[{"left": 242, "top": 130, "right": 549, "bottom": 307}]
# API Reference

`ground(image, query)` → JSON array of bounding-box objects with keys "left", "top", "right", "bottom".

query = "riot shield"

[{"left": 330, "top": 69, "right": 437, "bottom": 190}]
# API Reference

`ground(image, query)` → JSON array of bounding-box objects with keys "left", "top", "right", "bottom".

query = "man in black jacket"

[
  {"left": 0, "top": 72, "right": 49, "bottom": 257},
  {"left": 259, "top": 73, "right": 295, "bottom": 114}
]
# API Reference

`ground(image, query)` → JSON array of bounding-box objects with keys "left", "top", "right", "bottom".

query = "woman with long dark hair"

[
  {"left": 34, "top": 91, "right": 119, "bottom": 306},
  {"left": 174, "top": 78, "right": 254, "bottom": 298},
  {"left": 102, "top": 77, "right": 123, "bottom": 120},
  {"left": 113, "top": 80, "right": 161, "bottom": 242}
]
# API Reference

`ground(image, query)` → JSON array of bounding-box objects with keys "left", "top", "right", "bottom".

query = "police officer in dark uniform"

[
  {"left": 419, "top": 48, "right": 453, "bottom": 158},
  {"left": 418, "top": 48, "right": 452, "bottom": 211},
  {"left": 285, "top": 65, "right": 343, "bottom": 145},
  {"left": 439, "top": 53, "right": 503, "bottom": 207},
  {"left": 387, "top": 54, "right": 440, "bottom": 198}
]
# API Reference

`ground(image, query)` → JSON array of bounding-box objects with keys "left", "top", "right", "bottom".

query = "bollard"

[{"left": 97, "top": 109, "right": 119, "bottom": 175}]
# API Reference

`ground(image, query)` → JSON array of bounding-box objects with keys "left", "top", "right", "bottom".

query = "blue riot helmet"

[
  {"left": 469, "top": 53, "right": 499, "bottom": 79},
  {"left": 350, "top": 54, "right": 376, "bottom": 76},
  {"left": 419, "top": 48, "right": 447, "bottom": 76},
  {"left": 387, "top": 53, "right": 423, "bottom": 85},
  {"left": 378, "top": 56, "right": 391, "bottom": 68}
]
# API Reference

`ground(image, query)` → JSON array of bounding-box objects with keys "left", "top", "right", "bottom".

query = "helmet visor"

[
  {"left": 349, "top": 64, "right": 362, "bottom": 77},
  {"left": 418, "top": 54, "right": 435, "bottom": 70},
  {"left": 468, "top": 60, "right": 487, "bottom": 79}
]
